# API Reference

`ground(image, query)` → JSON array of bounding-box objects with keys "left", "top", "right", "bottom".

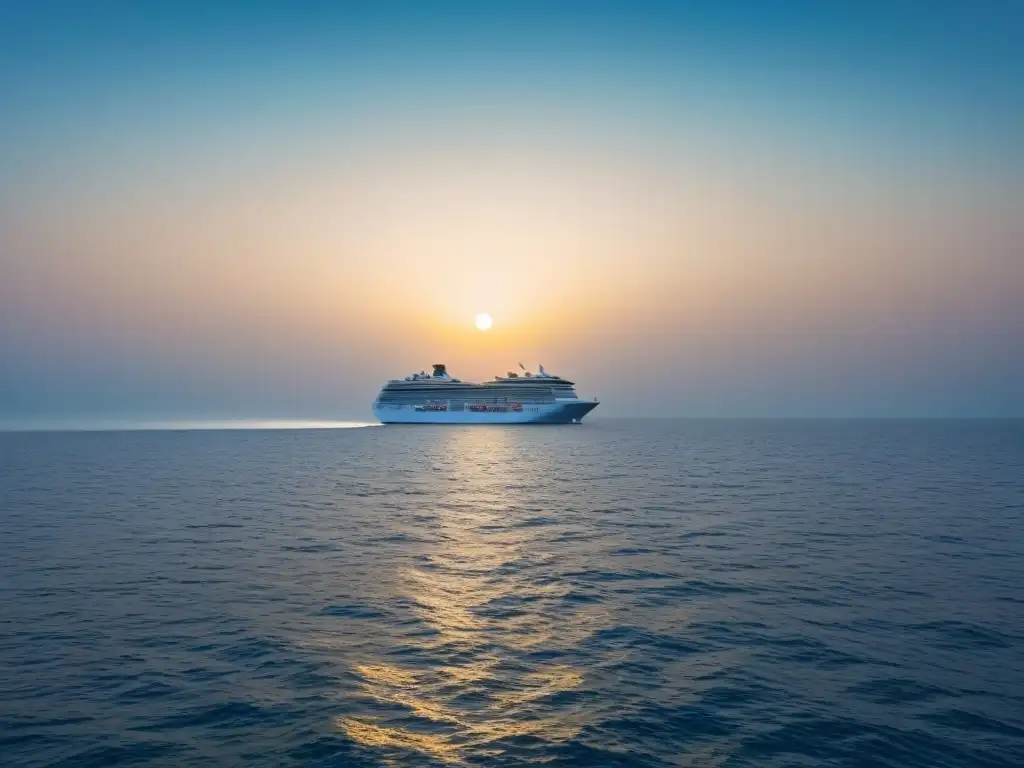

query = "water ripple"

[{"left": 1, "top": 421, "right": 1022, "bottom": 766}]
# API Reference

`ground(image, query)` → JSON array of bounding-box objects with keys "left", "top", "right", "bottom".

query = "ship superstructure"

[{"left": 373, "top": 364, "right": 599, "bottom": 424}]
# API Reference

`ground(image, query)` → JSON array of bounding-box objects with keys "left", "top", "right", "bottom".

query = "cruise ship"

[{"left": 373, "top": 364, "right": 599, "bottom": 424}]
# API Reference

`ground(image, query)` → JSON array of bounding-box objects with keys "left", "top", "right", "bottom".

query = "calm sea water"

[{"left": 1, "top": 420, "right": 1023, "bottom": 767}]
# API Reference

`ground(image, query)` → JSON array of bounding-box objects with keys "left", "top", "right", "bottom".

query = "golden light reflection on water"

[
  {"left": 337, "top": 662, "right": 586, "bottom": 764},
  {"left": 336, "top": 427, "right": 604, "bottom": 764},
  {"left": 339, "top": 718, "right": 462, "bottom": 763}
]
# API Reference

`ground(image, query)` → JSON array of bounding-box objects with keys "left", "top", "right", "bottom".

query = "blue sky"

[{"left": 1, "top": 0, "right": 1021, "bottom": 423}]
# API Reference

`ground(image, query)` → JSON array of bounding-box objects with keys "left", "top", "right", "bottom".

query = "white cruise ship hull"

[{"left": 373, "top": 401, "right": 598, "bottom": 425}]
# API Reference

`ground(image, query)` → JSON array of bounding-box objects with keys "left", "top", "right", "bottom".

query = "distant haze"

[{"left": 2, "top": 1, "right": 1022, "bottom": 424}]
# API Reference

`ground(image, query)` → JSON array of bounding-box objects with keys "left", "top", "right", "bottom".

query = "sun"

[{"left": 475, "top": 312, "right": 493, "bottom": 331}]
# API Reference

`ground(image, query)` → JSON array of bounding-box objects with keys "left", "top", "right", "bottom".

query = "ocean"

[{"left": 1, "top": 419, "right": 1022, "bottom": 767}]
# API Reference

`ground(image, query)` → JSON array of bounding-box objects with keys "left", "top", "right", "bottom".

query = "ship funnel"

[{"left": 432, "top": 363, "right": 448, "bottom": 378}]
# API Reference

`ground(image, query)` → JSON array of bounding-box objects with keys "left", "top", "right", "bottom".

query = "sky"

[{"left": 1, "top": 0, "right": 1022, "bottom": 424}]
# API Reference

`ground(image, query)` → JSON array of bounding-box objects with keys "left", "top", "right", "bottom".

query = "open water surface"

[{"left": 1, "top": 419, "right": 1023, "bottom": 766}]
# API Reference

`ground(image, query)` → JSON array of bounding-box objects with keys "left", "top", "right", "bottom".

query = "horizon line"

[{"left": 1, "top": 415, "right": 1021, "bottom": 433}]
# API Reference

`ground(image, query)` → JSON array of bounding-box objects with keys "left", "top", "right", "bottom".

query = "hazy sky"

[{"left": 2, "top": 0, "right": 1022, "bottom": 423}]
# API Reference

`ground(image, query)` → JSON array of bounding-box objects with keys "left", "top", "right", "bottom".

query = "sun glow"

[{"left": 475, "top": 313, "right": 493, "bottom": 331}]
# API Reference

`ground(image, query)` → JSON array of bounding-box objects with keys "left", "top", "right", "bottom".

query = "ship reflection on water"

[{"left": 335, "top": 427, "right": 604, "bottom": 764}]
